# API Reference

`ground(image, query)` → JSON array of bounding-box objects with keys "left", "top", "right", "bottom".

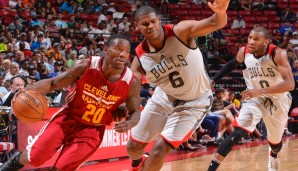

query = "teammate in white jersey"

[
  {"left": 207, "top": 27, "right": 294, "bottom": 171},
  {"left": 126, "top": 1, "right": 230, "bottom": 170}
]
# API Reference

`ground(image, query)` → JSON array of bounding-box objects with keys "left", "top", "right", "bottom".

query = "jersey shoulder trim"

[
  {"left": 268, "top": 44, "right": 278, "bottom": 66},
  {"left": 135, "top": 24, "right": 175, "bottom": 58},
  {"left": 135, "top": 42, "right": 146, "bottom": 58},
  {"left": 268, "top": 44, "right": 277, "bottom": 59},
  {"left": 244, "top": 45, "right": 249, "bottom": 54},
  {"left": 163, "top": 24, "right": 175, "bottom": 38},
  {"left": 121, "top": 67, "right": 134, "bottom": 85},
  {"left": 89, "top": 56, "right": 101, "bottom": 70}
]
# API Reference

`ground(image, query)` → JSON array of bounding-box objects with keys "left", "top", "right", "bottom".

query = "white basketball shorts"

[
  {"left": 233, "top": 93, "right": 291, "bottom": 144},
  {"left": 131, "top": 87, "right": 213, "bottom": 148}
]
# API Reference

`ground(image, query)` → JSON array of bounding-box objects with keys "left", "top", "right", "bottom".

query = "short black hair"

[
  {"left": 106, "top": 34, "right": 131, "bottom": 47},
  {"left": 135, "top": 6, "right": 158, "bottom": 21},
  {"left": 252, "top": 26, "right": 271, "bottom": 39},
  {"left": 215, "top": 88, "right": 226, "bottom": 95}
]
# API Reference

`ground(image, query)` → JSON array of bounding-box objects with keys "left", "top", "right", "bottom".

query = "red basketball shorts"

[{"left": 27, "top": 110, "right": 105, "bottom": 171}]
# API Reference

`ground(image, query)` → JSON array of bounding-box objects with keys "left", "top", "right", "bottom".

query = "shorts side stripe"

[{"left": 232, "top": 119, "right": 252, "bottom": 133}]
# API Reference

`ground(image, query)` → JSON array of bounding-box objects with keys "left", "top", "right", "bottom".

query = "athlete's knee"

[
  {"left": 127, "top": 139, "right": 146, "bottom": 152},
  {"left": 127, "top": 139, "right": 146, "bottom": 157},
  {"left": 269, "top": 141, "right": 283, "bottom": 154},
  {"left": 217, "top": 127, "right": 247, "bottom": 157},
  {"left": 150, "top": 145, "right": 168, "bottom": 160},
  {"left": 150, "top": 137, "right": 173, "bottom": 158}
]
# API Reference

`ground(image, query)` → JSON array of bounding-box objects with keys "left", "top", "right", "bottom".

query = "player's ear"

[
  {"left": 264, "top": 39, "right": 270, "bottom": 46},
  {"left": 157, "top": 15, "right": 161, "bottom": 24},
  {"left": 134, "top": 21, "right": 139, "bottom": 31}
]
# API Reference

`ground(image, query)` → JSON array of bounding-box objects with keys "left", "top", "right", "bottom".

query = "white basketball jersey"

[
  {"left": 135, "top": 25, "right": 211, "bottom": 100},
  {"left": 242, "top": 44, "right": 287, "bottom": 99}
]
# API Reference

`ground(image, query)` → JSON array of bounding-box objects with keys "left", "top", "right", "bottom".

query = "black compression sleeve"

[
  {"left": 212, "top": 58, "right": 242, "bottom": 82},
  {"left": 217, "top": 127, "right": 247, "bottom": 157}
]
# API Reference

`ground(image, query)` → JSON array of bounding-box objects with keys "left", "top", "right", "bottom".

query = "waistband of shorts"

[
  {"left": 167, "top": 89, "right": 212, "bottom": 103},
  {"left": 69, "top": 114, "right": 106, "bottom": 127}
]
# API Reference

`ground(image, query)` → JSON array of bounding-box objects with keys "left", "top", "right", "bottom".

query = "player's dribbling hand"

[{"left": 208, "top": 0, "right": 230, "bottom": 13}]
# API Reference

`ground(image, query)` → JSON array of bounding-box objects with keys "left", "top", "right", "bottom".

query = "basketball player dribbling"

[
  {"left": 126, "top": 1, "right": 230, "bottom": 170},
  {"left": 207, "top": 27, "right": 294, "bottom": 171},
  {"left": 0, "top": 34, "right": 141, "bottom": 171}
]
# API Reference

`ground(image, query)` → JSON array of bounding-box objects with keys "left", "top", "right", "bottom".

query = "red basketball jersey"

[{"left": 63, "top": 56, "right": 134, "bottom": 126}]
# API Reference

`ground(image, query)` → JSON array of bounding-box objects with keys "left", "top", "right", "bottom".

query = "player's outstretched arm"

[
  {"left": 268, "top": 48, "right": 295, "bottom": 92},
  {"left": 25, "top": 59, "right": 88, "bottom": 95},
  {"left": 113, "top": 78, "right": 141, "bottom": 133},
  {"left": 174, "top": 0, "right": 229, "bottom": 40},
  {"left": 212, "top": 47, "right": 245, "bottom": 83},
  {"left": 242, "top": 48, "right": 295, "bottom": 99}
]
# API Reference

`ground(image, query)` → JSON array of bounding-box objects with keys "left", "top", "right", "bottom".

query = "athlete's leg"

[
  {"left": 0, "top": 113, "right": 67, "bottom": 170},
  {"left": 127, "top": 95, "right": 170, "bottom": 167},
  {"left": 142, "top": 94, "right": 211, "bottom": 171},
  {"left": 269, "top": 141, "right": 283, "bottom": 157},
  {"left": 141, "top": 137, "right": 173, "bottom": 171},
  {"left": 207, "top": 127, "right": 247, "bottom": 171},
  {"left": 268, "top": 141, "right": 283, "bottom": 171},
  {"left": 54, "top": 126, "right": 104, "bottom": 171},
  {"left": 127, "top": 114, "right": 166, "bottom": 168},
  {"left": 19, "top": 150, "right": 29, "bottom": 165},
  {"left": 208, "top": 100, "right": 263, "bottom": 171},
  {"left": 27, "top": 113, "right": 69, "bottom": 167},
  {"left": 263, "top": 96, "right": 291, "bottom": 171},
  {"left": 126, "top": 139, "right": 148, "bottom": 163}
]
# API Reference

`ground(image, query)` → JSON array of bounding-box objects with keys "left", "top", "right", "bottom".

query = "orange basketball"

[{"left": 12, "top": 90, "right": 48, "bottom": 123}]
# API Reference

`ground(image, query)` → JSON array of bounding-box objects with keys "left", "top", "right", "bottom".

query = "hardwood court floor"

[{"left": 79, "top": 135, "right": 298, "bottom": 171}]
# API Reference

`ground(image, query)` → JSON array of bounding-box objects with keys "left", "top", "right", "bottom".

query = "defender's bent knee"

[
  {"left": 217, "top": 127, "right": 247, "bottom": 157},
  {"left": 269, "top": 141, "right": 283, "bottom": 154},
  {"left": 127, "top": 139, "right": 147, "bottom": 158},
  {"left": 150, "top": 137, "right": 174, "bottom": 157}
]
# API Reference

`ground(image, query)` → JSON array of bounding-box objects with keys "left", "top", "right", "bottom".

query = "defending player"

[
  {"left": 126, "top": 1, "right": 230, "bottom": 170},
  {"left": 207, "top": 27, "right": 294, "bottom": 171}
]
